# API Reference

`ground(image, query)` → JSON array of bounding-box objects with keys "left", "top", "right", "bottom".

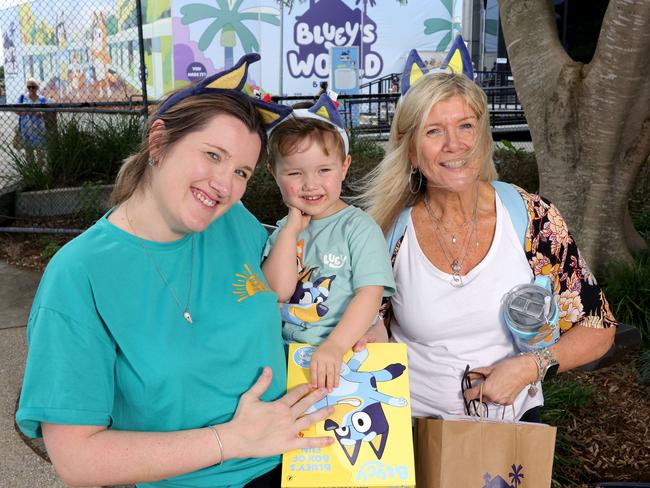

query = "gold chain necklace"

[
  {"left": 125, "top": 204, "right": 195, "bottom": 324},
  {"left": 423, "top": 193, "right": 479, "bottom": 288}
]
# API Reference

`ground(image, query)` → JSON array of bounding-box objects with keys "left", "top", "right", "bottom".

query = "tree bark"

[{"left": 498, "top": 0, "right": 650, "bottom": 275}]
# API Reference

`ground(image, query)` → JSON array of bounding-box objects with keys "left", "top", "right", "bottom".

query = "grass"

[
  {"left": 541, "top": 379, "right": 597, "bottom": 486},
  {"left": 603, "top": 251, "right": 650, "bottom": 347}
]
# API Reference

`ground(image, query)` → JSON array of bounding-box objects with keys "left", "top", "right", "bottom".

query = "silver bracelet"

[
  {"left": 520, "top": 351, "right": 544, "bottom": 383},
  {"left": 208, "top": 425, "right": 225, "bottom": 466}
]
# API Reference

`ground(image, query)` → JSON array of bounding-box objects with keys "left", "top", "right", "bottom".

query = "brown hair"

[
  {"left": 111, "top": 90, "right": 267, "bottom": 205},
  {"left": 268, "top": 116, "right": 345, "bottom": 169}
]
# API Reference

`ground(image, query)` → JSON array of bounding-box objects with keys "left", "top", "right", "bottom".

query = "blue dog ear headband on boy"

[
  {"left": 400, "top": 34, "right": 474, "bottom": 95},
  {"left": 156, "top": 53, "right": 292, "bottom": 130},
  {"left": 272, "top": 93, "right": 350, "bottom": 155}
]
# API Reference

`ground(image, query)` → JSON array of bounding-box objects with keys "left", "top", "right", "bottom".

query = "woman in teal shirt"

[{"left": 16, "top": 55, "right": 333, "bottom": 487}]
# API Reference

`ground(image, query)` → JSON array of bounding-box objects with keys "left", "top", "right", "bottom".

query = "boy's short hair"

[{"left": 268, "top": 116, "right": 346, "bottom": 169}]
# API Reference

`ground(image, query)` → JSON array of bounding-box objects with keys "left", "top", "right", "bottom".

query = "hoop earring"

[{"left": 409, "top": 167, "right": 422, "bottom": 194}]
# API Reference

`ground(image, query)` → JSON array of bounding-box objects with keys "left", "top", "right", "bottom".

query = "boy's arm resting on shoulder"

[
  {"left": 262, "top": 207, "right": 310, "bottom": 301},
  {"left": 262, "top": 225, "right": 300, "bottom": 301}
]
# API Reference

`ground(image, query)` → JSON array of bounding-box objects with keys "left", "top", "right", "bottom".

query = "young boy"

[{"left": 263, "top": 94, "right": 395, "bottom": 391}]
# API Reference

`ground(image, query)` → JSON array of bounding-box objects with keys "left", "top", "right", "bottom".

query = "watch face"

[{"left": 544, "top": 362, "right": 559, "bottom": 382}]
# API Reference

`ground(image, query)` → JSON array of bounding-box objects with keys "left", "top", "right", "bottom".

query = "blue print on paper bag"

[{"left": 482, "top": 464, "right": 525, "bottom": 488}]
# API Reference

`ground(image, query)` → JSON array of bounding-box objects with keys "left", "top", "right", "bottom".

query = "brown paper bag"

[{"left": 414, "top": 416, "right": 556, "bottom": 488}]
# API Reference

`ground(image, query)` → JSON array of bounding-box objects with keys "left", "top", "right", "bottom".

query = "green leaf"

[
  {"left": 198, "top": 18, "right": 227, "bottom": 51},
  {"left": 180, "top": 4, "right": 222, "bottom": 24},
  {"left": 423, "top": 18, "right": 451, "bottom": 35},
  {"left": 235, "top": 23, "right": 259, "bottom": 52},
  {"left": 436, "top": 31, "right": 452, "bottom": 51}
]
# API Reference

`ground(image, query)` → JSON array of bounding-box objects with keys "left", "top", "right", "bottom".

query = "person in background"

[
  {"left": 15, "top": 78, "right": 48, "bottom": 163},
  {"left": 16, "top": 55, "right": 333, "bottom": 488}
]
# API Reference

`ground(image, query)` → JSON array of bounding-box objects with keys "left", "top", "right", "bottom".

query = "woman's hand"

[
  {"left": 309, "top": 340, "right": 345, "bottom": 391},
  {"left": 462, "top": 354, "right": 538, "bottom": 406},
  {"left": 222, "top": 367, "right": 334, "bottom": 459},
  {"left": 352, "top": 319, "right": 389, "bottom": 352}
]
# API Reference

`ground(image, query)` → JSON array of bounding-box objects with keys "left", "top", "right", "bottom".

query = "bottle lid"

[{"left": 503, "top": 283, "right": 557, "bottom": 332}]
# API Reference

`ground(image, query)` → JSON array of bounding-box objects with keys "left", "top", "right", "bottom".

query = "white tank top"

[{"left": 390, "top": 193, "right": 543, "bottom": 420}]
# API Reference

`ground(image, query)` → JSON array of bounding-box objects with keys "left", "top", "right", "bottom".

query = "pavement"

[{"left": 0, "top": 260, "right": 68, "bottom": 487}]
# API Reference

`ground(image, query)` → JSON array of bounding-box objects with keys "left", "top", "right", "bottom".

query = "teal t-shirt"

[
  {"left": 16, "top": 204, "right": 286, "bottom": 488},
  {"left": 265, "top": 205, "right": 395, "bottom": 345}
]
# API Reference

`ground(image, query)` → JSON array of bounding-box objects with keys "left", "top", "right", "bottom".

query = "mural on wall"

[
  {"left": 1, "top": 0, "right": 464, "bottom": 101},
  {"left": 2, "top": 21, "right": 18, "bottom": 75},
  {"left": 0, "top": 0, "right": 174, "bottom": 103},
  {"left": 172, "top": 0, "right": 460, "bottom": 96},
  {"left": 423, "top": 0, "right": 461, "bottom": 52},
  {"left": 142, "top": 0, "right": 173, "bottom": 99},
  {"left": 172, "top": 0, "right": 279, "bottom": 100}
]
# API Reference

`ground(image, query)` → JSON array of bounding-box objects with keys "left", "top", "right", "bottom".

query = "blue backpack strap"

[
  {"left": 387, "top": 207, "right": 412, "bottom": 256},
  {"left": 492, "top": 180, "right": 528, "bottom": 248}
]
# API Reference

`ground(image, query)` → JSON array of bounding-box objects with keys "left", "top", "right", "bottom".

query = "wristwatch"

[{"left": 532, "top": 348, "right": 559, "bottom": 382}]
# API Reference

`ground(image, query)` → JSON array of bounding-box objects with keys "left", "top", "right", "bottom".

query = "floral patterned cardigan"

[{"left": 381, "top": 184, "right": 618, "bottom": 333}]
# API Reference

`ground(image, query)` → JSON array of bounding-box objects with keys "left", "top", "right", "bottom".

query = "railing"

[{"left": 275, "top": 87, "right": 525, "bottom": 136}]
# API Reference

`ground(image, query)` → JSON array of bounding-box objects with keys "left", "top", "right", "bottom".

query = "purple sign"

[
  {"left": 287, "top": 0, "right": 383, "bottom": 80},
  {"left": 187, "top": 62, "right": 207, "bottom": 81}
]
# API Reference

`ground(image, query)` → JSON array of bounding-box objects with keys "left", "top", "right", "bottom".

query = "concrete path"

[{"left": 0, "top": 261, "right": 68, "bottom": 487}]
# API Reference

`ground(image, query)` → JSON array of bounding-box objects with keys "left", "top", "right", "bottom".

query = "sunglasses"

[
  {"left": 27, "top": 85, "right": 38, "bottom": 89},
  {"left": 460, "top": 364, "right": 488, "bottom": 417}
]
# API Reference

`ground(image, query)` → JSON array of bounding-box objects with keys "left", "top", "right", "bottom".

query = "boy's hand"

[
  {"left": 284, "top": 206, "right": 311, "bottom": 235},
  {"left": 310, "top": 340, "right": 346, "bottom": 391}
]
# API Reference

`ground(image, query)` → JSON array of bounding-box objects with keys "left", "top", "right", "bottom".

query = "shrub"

[
  {"left": 603, "top": 251, "right": 650, "bottom": 346},
  {"left": 0, "top": 145, "right": 50, "bottom": 190},
  {"left": 1, "top": 113, "right": 143, "bottom": 191},
  {"left": 241, "top": 164, "right": 284, "bottom": 226},
  {"left": 493, "top": 140, "right": 539, "bottom": 193},
  {"left": 343, "top": 131, "right": 384, "bottom": 197}
]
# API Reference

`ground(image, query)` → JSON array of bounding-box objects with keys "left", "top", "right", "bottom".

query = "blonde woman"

[{"left": 357, "top": 70, "right": 617, "bottom": 422}]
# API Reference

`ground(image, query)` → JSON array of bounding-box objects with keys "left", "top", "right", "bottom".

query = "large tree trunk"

[{"left": 498, "top": 0, "right": 650, "bottom": 275}]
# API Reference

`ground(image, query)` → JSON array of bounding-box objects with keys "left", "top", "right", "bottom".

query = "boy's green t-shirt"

[
  {"left": 16, "top": 204, "right": 286, "bottom": 487},
  {"left": 265, "top": 205, "right": 395, "bottom": 345}
]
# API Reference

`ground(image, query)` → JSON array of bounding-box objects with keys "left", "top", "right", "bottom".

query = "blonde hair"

[
  {"left": 357, "top": 73, "right": 496, "bottom": 233},
  {"left": 268, "top": 116, "right": 345, "bottom": 169},
  {"left": 111, "top": 90, "right": 267, "bottom": 205}
]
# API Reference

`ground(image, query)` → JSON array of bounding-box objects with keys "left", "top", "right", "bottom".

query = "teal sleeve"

[
  {"left": 348, "top": 215, "right": 396, "bottom": 297},
  {"left": 17, "top": 278, "right": 116, "bottom": 438}
]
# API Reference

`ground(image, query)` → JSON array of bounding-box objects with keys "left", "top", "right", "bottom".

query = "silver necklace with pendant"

[
  {"left": 125, "top": 205, "right": 195, "bottom": 324},
  {"left": 423, "top": 194, "right": 478, "bottom": 288}
]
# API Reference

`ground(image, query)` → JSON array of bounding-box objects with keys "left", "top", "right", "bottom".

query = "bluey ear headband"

[
  {"left": 156, "top": 53, "right": 292, "bottom": 130},
  {"left": 271, "top": 93, "right": 350, "bottom": 155},
  {"left": 400, "top": 34, "right": 474, "bottom": 96}
]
